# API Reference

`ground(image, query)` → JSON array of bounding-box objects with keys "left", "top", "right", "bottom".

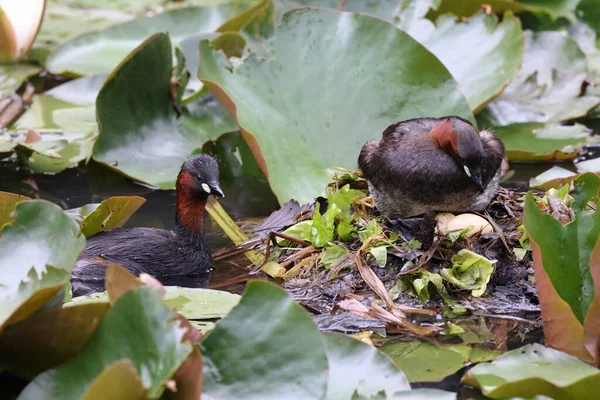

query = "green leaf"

[
  {"left": 282, "top": 220, "right": 313, "bottom": 242},
  {"left": 440, "top": 249, "right": 496, "bottom": 297},
  {"left": 523, "top": 173, "right": 600, "bottom": 323},
  {"left": 492, "top": 122, "right": 593, "bottom": 161},
  {"left": 0, "top": 63, "right": 41, "bottom": 98},
  {"left": 75, "top": 196, "right": 146, "bottom": 237},
  {"left": 369, "top": 245, "right": 388, "bottom": 268},
  {"left": 320, "top": 244, "right": 349, "bottom": 269},
  {"left": 198, "top": 7, "right": 474, "bottom": 203},
  {"left": 311, "top": 203, "right": 341, "bottom": 248},
  {"left": 326, "top": 184, "right": 366, "bottom": 214},
  {"left": 478, "top": 31, "right": 600, "bottom": 127},
  {"left": 0, "top": 303, "right": 109, "bottom": 378},
  {"left": 20, "top": 287, "right": 193, "bottom": 399},
  {"left": 45, "top": 5, "right": 255, "bottom": 75},
  {"left": 93, "top": 33, "right": 238, "bottom": 189},
  {"left": 410, "top": 269, "right": 443, "bottom": 303},
  {"left": 408, "top": 12, "right": 523, "bottom": 112},
  {"left": 81, "top": 359, "right": 148, "bottom": 400},
  {"left": 162, "top": 286, "right": 240, "bottom": 320},
  {"left": 0, "top": 191, "right": 30, "bottom": 229},
  {"left": 382, "top": 340, "right": 501, "bottom": 383},
  {"left": 200, "top": 280, "right": 328, "bottom": 399},
  {"left": 462, "top": 343, "right": 600, "bottom": 399},
  {"left": 0, "top": 200, "right": 85, "bottom": 331},
  {"left": 323, "top": 332, "right": 411, "bottom": 398}
]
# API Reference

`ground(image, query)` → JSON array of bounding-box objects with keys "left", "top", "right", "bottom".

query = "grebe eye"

[{"left": 201, "top": 183, "right": 211, "bottom": 193}]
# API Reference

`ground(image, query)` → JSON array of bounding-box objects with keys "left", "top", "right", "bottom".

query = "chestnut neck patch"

[
  {"left": 429, "top": 119, "right": 459, "bottom": 158},
  {"left": 176, "top": 170, "right": 206, "bottom": 233}
]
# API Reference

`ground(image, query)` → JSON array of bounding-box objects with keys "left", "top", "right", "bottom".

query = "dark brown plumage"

[
  {"left": 70, "top": 154, "right": 224, "bottom": 296},
  {"left": 358, "top": 116, "right": 504, "bottom": 218}
]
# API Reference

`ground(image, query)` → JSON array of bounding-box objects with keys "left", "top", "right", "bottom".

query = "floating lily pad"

[
  {"left": 0, "top": 191, "right": 30, "bottom": 228},
  {"left": 529, "top": 165, "right": 578, "bottom": 190},
  {"left": 412, "top": 12, "right": 523, "bottom": 112},
  {"left": 20, "top": 287, "right": 193, "bottom": 399},
  {"left": 0, "top": 63, "right": 41, "bottom": 98},
  {"left": 462, "top": 343, "right": 600, "bottom": 399},
  {"left": 478, "top": 31, "right": 600, "bottom": 126},
  {"left": 199, "top": 7, "right": 473, "bottom": 203},
  {"left": 492, "top": 122, "right": 593, "bottom": 161},
  {"left": 45, "top": 3, "right": 257, "bottom": 75},
  {"left": 200, "top": 280, "right": 329, "bottom": 399},
  {"left": 576, "top": 157, "right": 600, "bottom": 173},
  {"left": 0, "top": 200, "right": 85, "bottom": 331},
  {"left": 93, "top": 34, "right": 238, "bottom": 189},
  {"left": 74, "top": 196, "right": 146, "bottom": 237},
  {"left": 382, "top": 340, "right": 500, "bottom": 383}
]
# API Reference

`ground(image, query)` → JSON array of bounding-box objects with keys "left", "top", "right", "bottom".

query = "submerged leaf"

[{"left": 440, "top": 250, "right": 496, "bottom": 297}]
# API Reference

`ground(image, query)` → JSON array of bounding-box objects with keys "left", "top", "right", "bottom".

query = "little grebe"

[
  {"left": 71, "top": 154, "right": 224, "bottom": 296},
  {"left": 358, "top": 116, "right": 505, "bottom": 218}
]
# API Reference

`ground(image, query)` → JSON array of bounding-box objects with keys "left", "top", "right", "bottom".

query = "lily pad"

[
  {"left": 492, "top": 122, "right": 593, "bottom": 161},
  {"left": 435, "top": 0, "right": 580, "bottom": 20},
  {"left": 0, "top": 63, "right": 41, "bottom": 98},
  {"left": 45, "top": 3, "right": 258, "bottom": 75},
  {"left": 477, "top": 31, "right": 600, "bottom": 127},
  {"left": 65, "top": 285, "right": 239, "bottom": 321},
  {"left": 323, "top": 332, "right": 411, "bottom": 398},
  {"left": 198, "top": 7, "right": 474, "bottom": 203},
  {"left": 74, "top": 196, "right": 146, "bottom": 237},
  {"left": 200, "top": 280, "right": 329, "bottom": 399},
  {"left": 19, "top": 287, "right": 193, "bottom": 399},
  {"left": 462, "top": 343, "right": 600, "bottom": 399},
  {"left": 0, "top": 200, "right": 85, "bottom": 331},
  {"left": 93, "top": 33, "right": 238, "bottom": 189},
  {"left": 381, "top": 340, "right": 501, "bottom": 383},
  {"left": 0, "top": 191, "right": 30, "bottom": 228},
  {"left": 576, "top": 157, "right": 600, "bottom": 173},
  {"left": 529, "top": 165, "right": 578, "bottom": 190},
  {"left": 0, "top": 302, "right": 109, "bottom": 378}
]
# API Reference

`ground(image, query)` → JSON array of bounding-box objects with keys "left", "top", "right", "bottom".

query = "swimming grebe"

[
  {"left": 358, "top": 116, "right": 505, "bottom": 218},
  {"left": 71, "top": 154, "right": 224, "bottom": 296}
]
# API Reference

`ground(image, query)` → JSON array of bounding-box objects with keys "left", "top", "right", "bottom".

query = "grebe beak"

[{"left": 209, "top": 182, "right": 225, "bottom": 198}]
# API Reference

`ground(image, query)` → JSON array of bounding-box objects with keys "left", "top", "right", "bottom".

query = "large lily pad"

[
  {"left": 462, "top": 343, "right": 600, "bottom": 399},
  {"left": 198, "top": 7, "right": 474, "bottom": 203},
  {"left": 492, "top": 122, "right": 593, "bottom": 161},
  {"left": 0, "top": 200, "right": 85, "bottom": 331},
  {"left": 19, "top": 287, "right": 193, "bottom": 399},
  {"left": 93, "top": 33, "right": 238, "bottom": 189},
  {"left": 200, "top": 280, "right": 329, "bottom": 399},
  {"left": 45, "top": 3, "right": 257, "bottom": 75},
  {"left": 412, "top": 12, "right": 523, "bottom": 112},
  {"left": 477, "top": 30, "right": 600, "bottom": 127}
]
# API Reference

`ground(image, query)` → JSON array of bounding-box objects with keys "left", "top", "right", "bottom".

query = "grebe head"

[{"left": 179, "top": 154, "right": 224, "bottom": 198}]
